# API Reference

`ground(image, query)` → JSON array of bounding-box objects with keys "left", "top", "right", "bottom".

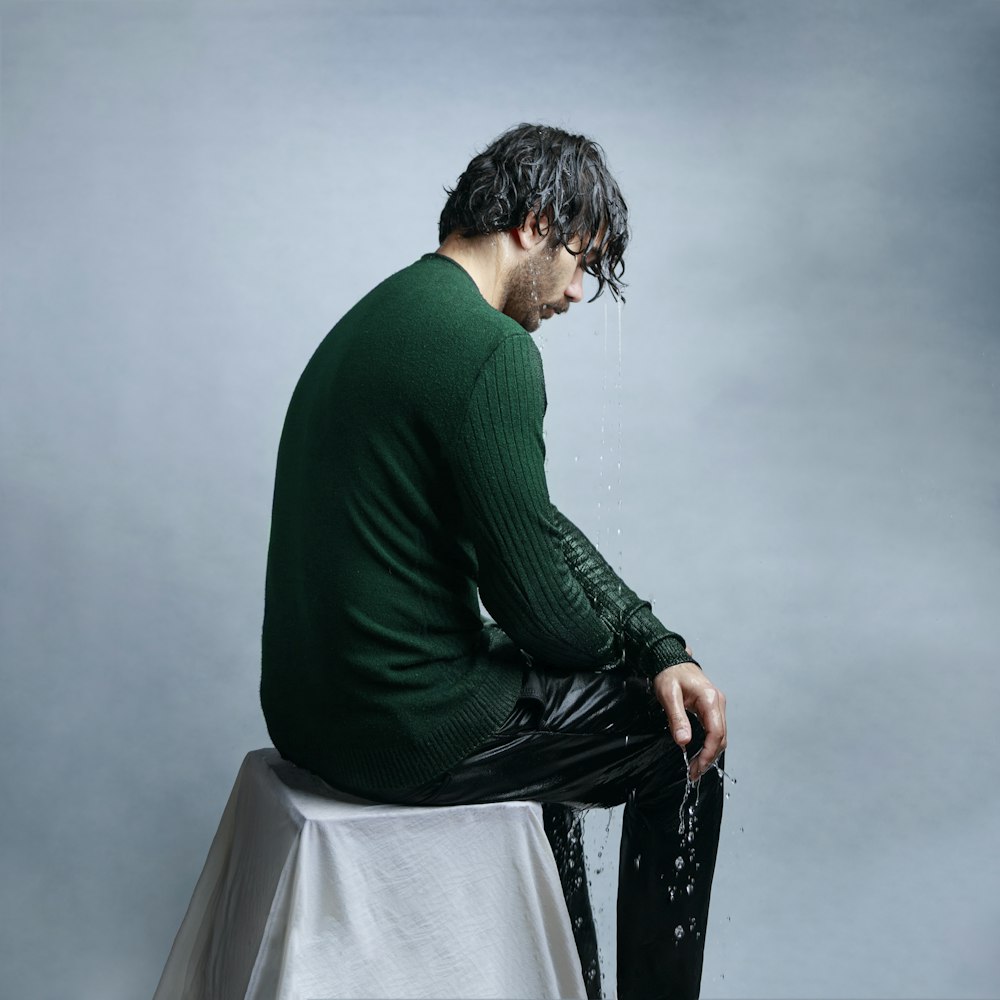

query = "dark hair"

[{"left": 438, "top": 123, "right": 629, "bottom": 302}]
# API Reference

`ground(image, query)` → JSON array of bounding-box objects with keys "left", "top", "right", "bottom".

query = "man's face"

[{"left": 504, "top": 237, "right": 588, "bottom": 333}]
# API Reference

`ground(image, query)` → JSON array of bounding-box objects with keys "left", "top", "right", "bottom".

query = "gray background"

[{"left": 2, "top": 1, "right": 998, "bottom": 997}]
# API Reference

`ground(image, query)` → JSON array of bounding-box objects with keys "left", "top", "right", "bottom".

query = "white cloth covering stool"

[{"left": 154, "top": 748, "right": 587, "bottom": 1000}]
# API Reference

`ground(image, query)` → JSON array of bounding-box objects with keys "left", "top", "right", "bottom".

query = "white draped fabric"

[{"left": 154, "top": 749, "right": 587, "bottom": 1000}]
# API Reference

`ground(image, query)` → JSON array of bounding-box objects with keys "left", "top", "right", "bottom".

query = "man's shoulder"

[
  {"left": 297, "top": 255, "right": 536, "bottom": 416},
  {"left": 349, "top": 254, "right": 530, "bottom": 362},
  {"left": 364, "top": 253, "right": 480, "bottom": 308}
]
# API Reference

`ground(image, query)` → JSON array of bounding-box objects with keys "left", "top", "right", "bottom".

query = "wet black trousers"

[{"left": 386, "top": 666, "right": 725, "bottom": 1000}]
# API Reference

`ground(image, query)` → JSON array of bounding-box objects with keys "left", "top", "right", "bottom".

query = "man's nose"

[{"left": 565, "top": 265, "right": 585, "bottom": 303}]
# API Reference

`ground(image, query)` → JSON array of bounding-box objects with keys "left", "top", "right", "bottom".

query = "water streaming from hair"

[
  {"left": 616, "top": 299, "right": 624, "bottom": 587},
  {"left": 583, "top": 296, "right": 739, "bottom": 988}
]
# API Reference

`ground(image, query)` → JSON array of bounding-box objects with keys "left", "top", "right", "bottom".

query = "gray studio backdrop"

[{"left": 2, "top": 2, "right": 998, "bottom": 998}]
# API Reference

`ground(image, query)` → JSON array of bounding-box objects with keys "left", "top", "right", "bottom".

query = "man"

[{"left": 261, "top": 123, "right": 727, "bottom": 1000}]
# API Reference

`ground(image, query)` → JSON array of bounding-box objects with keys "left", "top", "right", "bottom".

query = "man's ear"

[{"left": 514, "top": 209, "right": 549, "bottom": 251}]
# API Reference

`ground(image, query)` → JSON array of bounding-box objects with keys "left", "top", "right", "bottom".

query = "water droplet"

[
  {"left": 686, "top": 831, "right": 695, "bottom": 843},
  {"left": 634, "top": 853, "right": 642, "bottom": 870},
  {"left": 674, "top": 856, "right": 685, "bottom": 870},
  {"left": 674, "top": 926, "right": 685, "bottom": 940},
  {"left": 686, "top": 883, "right": 695, "bottom": 896}
]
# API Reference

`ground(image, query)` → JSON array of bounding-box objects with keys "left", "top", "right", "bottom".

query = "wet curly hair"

[{"left": 438, "top": 123, "right": 630, "bottom": 302}]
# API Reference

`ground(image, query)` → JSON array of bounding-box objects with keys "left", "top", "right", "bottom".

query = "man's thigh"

[{"left": 395, "top": 666, "right": 704, "bottom": 809}]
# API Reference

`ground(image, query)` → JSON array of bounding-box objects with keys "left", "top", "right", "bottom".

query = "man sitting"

[{"left": 261, "top": 123, "right": 727, "bottom": 1000}]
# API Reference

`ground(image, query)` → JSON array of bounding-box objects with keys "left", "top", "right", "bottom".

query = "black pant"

[{"left": 381, "top": 664, "right": 725, "bottom": 1000}]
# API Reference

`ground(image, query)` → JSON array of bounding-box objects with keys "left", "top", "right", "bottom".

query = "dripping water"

[
  {"left": 597, "top": 299, "right": 608, "bottom": 552},
  {"left": 616, "top": 298, "right": 624, "bottom": 581}
]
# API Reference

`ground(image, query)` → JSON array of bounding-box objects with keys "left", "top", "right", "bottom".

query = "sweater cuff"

[
  {"left": 622, "top": 603, "right": 697, "bottom": 677},
  {"left": 642, "top": 633, "right": 700, "bottom": 676}
]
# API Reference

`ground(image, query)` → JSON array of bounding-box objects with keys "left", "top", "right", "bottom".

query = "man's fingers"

[
  {"left": 671, "top": 714, "right": 692, "bottom": 747},
  {"left": 656, "top": 676, "right": 691, "bottom": 746},
  {"left": 694, "top": 731, "right": 725, "bottom": 778},
  {"left": 691, "top": 689, "right": 727, "bottom": 779},
  {"left": 653, "top": 664, "right": 728, "bottom": 778}
]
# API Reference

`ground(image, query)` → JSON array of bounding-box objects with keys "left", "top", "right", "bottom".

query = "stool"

[{"left": 154, "top": 749, "right": 587, "bottom": 999}]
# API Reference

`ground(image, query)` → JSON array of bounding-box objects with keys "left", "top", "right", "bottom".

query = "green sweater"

[{"left": 261, "top": 253, "right": 693, "bottom": 795}]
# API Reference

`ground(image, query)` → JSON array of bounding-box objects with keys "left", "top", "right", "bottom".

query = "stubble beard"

[{"left": 504, "top": 255, "right": 548, "bottom": 333}]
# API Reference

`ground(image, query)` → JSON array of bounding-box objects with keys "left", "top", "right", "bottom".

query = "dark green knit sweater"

[{"left": 261, "top": 253, "right": 692, "bottom": 795}]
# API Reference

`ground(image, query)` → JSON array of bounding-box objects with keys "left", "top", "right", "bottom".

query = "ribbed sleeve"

[
  {"left": 449, "top": 335, "right": 619, "bottom": 670},
  {"left": 449, "top": 333, "right": 695, "bottom": 678},
  {"left": 548, "top": 508, "right": 697, "bottom": 678}
]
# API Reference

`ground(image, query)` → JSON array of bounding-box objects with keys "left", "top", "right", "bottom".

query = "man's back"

[
  {"left": 261, "top": 253, "right": 530, "bottom": 793},
  {"left": 262, "top": 249, "right": 622, "bottom": 795}
]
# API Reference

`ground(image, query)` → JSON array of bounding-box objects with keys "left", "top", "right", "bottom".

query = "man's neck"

[{"left": 435, "top": 233, "right": 512, "bottom": 311}]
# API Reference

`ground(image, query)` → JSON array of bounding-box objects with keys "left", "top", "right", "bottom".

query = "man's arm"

[
  {"left": 549, "top": 507, "right": 727, "bottom": 779},
  {"left": 448, "top": 333, "right": 726, "bottom": 775},
  {"left": 548, "top": 506, "right": 694, "bottom": 675},
  {"left": 448, "top": 334, "right": 619, "bottom": 670}
]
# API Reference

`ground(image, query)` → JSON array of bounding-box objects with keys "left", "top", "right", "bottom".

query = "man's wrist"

[{"left": 643, "top": 634, "right": 700, "bottom": 678}]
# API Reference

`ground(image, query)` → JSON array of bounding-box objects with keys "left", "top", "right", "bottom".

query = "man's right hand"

[{"left": 652, "top": 660, "right": 727, "bottom": 781}]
